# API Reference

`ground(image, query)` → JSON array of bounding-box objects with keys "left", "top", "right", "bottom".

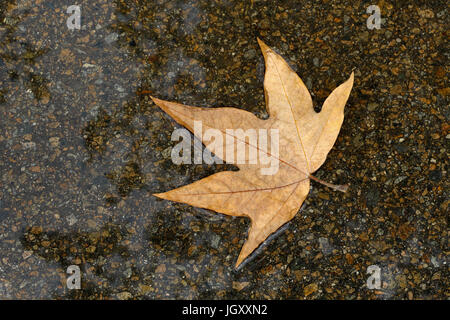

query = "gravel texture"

[{"left": 0, "top": 0, "right": 448, "bottom": 299}]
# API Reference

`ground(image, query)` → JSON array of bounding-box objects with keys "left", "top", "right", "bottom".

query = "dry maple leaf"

[{"left": 151, "top": 38, "right": 354, "bottom": 268}]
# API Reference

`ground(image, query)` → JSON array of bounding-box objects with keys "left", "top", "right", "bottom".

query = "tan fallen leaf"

[{"left": 151, "top": 38, "right": 354, "bottom": 268}]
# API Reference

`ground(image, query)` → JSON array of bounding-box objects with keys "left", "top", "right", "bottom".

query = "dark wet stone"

[
  {"left": 318, "top": 237, "right": 333, "bottom": 256},
  {"left": 93, "top": 175, "right": 109, "bottom": 186},
  {"left": 0, "top": 209, "right": 7, "bottom": 223},
  {"left": 429, "top": 170, "right": 442, "bottom": 182},
  {"left": 365, "top": 187, "right": 380, "bottom": 209},
  {"left": 394, "top": 143, "right": 409, "bottom": 153}
]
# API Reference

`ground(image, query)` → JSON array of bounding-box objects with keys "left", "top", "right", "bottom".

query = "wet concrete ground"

[{"left": 0, "top": 0, "right": 448, "bottom": 299}]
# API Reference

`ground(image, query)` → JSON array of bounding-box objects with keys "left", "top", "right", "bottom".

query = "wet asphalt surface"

[{"left": 0, "top": 0, "right": 448, "bottom": 299}]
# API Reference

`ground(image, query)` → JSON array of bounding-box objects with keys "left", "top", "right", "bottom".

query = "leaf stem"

[{"left": 308, "top": 174, "right": 349, "bottom": 193}]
